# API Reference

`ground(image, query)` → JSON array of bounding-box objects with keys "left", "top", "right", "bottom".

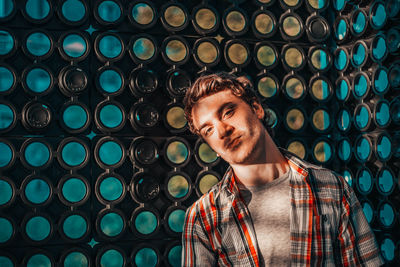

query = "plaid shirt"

[{"left": 182, "top": 149, "right": 384, "bottom": 266}]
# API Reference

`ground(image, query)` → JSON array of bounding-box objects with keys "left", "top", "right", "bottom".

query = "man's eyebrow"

[{"left": 198, "top": 102, "right": 235, "bottom": 132}]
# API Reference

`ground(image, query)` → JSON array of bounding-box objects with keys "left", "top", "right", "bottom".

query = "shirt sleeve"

[
  {"left": 335, "top": 175, "right": 384, "bottom": 267},
  {"left": 181, "top": 203, "right": 217, "bottom": 267}
]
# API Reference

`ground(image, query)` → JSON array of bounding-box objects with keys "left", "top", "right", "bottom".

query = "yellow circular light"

[
  {"left": 166, "top": 141, "right": 188, "bottom": 165},
  {"left": 166, "top": 106, "right": 187, "bottom": 130},
  {"left": 198, "top": 143, "right": 218, "bottom": 164},
  {"left": 311, "top": 79, "right": 328, "bottom": 101},
  {"left": 312, "top": 109, "right": 329, "bottom": 131},
  {"left": 308, "top": 0, "right": 326, "bottom": 9},
  {"left": 313, "top": 141, "right": 330, "bottom": 163},
  {"left": 287, "top": 141, "right": 306, "bottom": 159},
  {"left": 195, "top": 8, "right": 216, "bottom": 30},
  {"left": 164, "top": 5, "right": 186, "bottom": 28},
  {"left": 197, "top": 41, "right": 218, "bottom": 64},
  {"left": 283, "top": 0, "right": 300, "bottom": 6},
  {"left": 286, "top": 108, "right": 304, "bottom": 131},
  {"left": 167, "top": 175, "right": 189, "bottom": 198},
  {"left": 226, "top": 11, "right": 245, "bottom": 32},
  {"left": 132, "top": 3, "right": 154, "bottom": 25},
  {"left": 258, "top": 76, "right": 277, "bottom": 98},
  {"left": 283, "top": 16, "right": 301, "bottom": 37},
  {"left": 133, "top": 38, "right": 155, "bottom": 60},
  {"left": 257, "top": 45, "right": 276, "bottom": 67},
  {"left": 285, "top": 77, "right": 304, "bottom": 99},
  {"left": 255, "top": 13, "right": 273, "bottom": 34},
  {"left": 165, "top": 40, "right": 187, "bottom": 62},
  {"left": 227, "top": 43, "right": 248, "bottom": 65},
  {"left": 199, "top": 174, "right": 219, "bottom": 194},
  {"left": 284, "top": 47, "right": 303, "bottom": 68}
]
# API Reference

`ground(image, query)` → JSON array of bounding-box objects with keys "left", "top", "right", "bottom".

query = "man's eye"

[
  {"left": 224, "top": 108, "right": 234, "bottom": 118},
  {"left": 204, "top": 127, "right": 213, "bottom": 136}
]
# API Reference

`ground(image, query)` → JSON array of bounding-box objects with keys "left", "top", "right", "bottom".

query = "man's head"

[{"left": 183, "top": 72, "right": 272, "bottom": 165}]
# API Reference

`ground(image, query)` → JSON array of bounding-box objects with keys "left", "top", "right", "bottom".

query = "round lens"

[
  {"left": 371, "top": 2, "right": 386, "bottom": 29},
  {"left": 97, "top": 0, "right": 121, "bottom": 23},
  {"left": 373, "top": 68, "right": 389, "bottom": 94},
  {"left": 0, "top": 103, "right": 14, "bottom": 130},
  {"left": 308, "top": 0, "right": 327, "bottom": 9},
  {"left": 99, "top": 69, "right": 122, "bottom": 94},
  {"left": 287, "top": 140, "right": 306, "bottom": 159},
  {"left": 256, "top": 44, "right": 276, "bottom": 67},
  {"left": 25, "top": 178, "right": 50, "bottom": 204},
  {"left": 333, "top": 0, "right": 345, "bottom": 11},
  {"left": 26, "top": 216, "right": 50, "bottom": 241},
  {"left": 100, "top": 212, "right": 123, "bottom": 237},
  {"left": 167, "top": 175, "right": 189, "bottom": 199},
  {"left": 282, "top": 15, "right": 301, "bottom": 37},
  {"left": 26, "top": 32, "right": 51, "bottom": 57},
  {"left": 25, "top": 0, "right": 50, "bottom": 20},
  {"left": 64, "top": 251, "right": 88, "bottom": 267},
  {"left": 335, "top": 18, "right": 347, "bottom": 41},
  {"left": 63, "top": 214, "right": 87, "bottom": 239},
  {"left": 311, "top": 49, "right": 329, "bottom": 70},
  {"left": 0, "top": 66, "right": 14, "bottom": 93},
  {"left": 338, "top": 139, "right": 351, "bottom": 161},
  {"left": 99, "top": 104, "right": 123, "bottom": 129},
  {"left": 375, "top": 101, "right": 390, "bottom": 127},
  {"left": 133, "top": 37, "right": 155, "bottom": 61},
  {"left": 195, "top": 8, "right": 217, "bottom": 30},
  {"left": 24, "top": 102, "right": 52, "bottom": 130},
  {"left": 198, "top": 173, "right": 218, "bottom": 194},
  {"left": 198, "top": 143, "right": 218, "bottom": 164},
  {"left": 342, "top": 169, "right": 353, "bottom": 187},
  {"left": 354, "top": 105, "right": 370, "bottom": 130},
  {"left": 377, "top": 135, "right": 391, "bottom": 161},
  {"left": 313, "top": 140, "right": 332, "bottom": 163},
  {"left": 356, "top": 137, "right": 371, "bottom": 162},
  {"left": 168, "top": 209, "right": 185, "bottom": 233},
  {"left": 98, "top": 35, "right": 122, "bottom": 59},
  {"left": 166, "top": 106, "right": 187, "bottom": 130},
  {"left": 134, "top": 104, "right": 159, "bottom": 128},
  {"left": 99, "top": 176, "right": 123, "bottom": 201},
  {"left": 381, "top": 238, "right": 395, "bottom": 262},
  {"left": 334, "top": 48, "right": 348, "bottom": 71},
  {"left": 311, "top": 78, "right": 330, "bottom": 101},
  {"left": 336, "top": 78, "right": 350, "bottom": 101},
  {"left": 166, "top": 141, "right": 188, "bottom": 165},
  {"left": 0, "top": 178, "right": 13, "bottom": 205},
  {"left": 265, "top": 108, "right": 278, "bottom": 128},
  {"left": 0, "top": 30, "right": 13, "bottom": 56},
  {"left": 167, "top": 245, "right": 182, "bottom": 267},
  {"left": 135, "top": 210, "right": 157, "bottom": 235},
  {"left": 61, "top": 141, "right": 87, "bottom": 167},
  {"left": 135, "top": 248, "right": 157, "bottom": 267},
  {"left": 352, "top": 43, "right": 366, "bottom": 67},
  {"left": 352, "top": 11, "right": 366, "bottom": 34},
  {"left": 378, "top": 168, "right": 394, "bottom": 194},
  {"left": 165, "top": 39, "right": 187, "bottom": 63},
  {"left": 283, "top": 0, "right": 299, "bottom": 7},
  {"left": 62, "top": 34, "right": 87, "bottom": 58},
  {"left": 254, "top": 13, "right": 274, "bottom": 35},
  {"left": 100, "top": 249, "right": 124, "bottom": 267},
  {"left": 286, "top": 108, "right": 304, "bottom": 131},
  {"left": 61, "top": 0, "right": 85, "bottom": 22},
  {"left": 258, "top": 76, "right": 277, "bottom": 98},
  {"left": 225, "top": 10, "right": 245, "bottom": 32},
  {"left": 362, "top": 201, "right": 373, "bottom": 223},
  {"left": 0, "top": 0, "right": 14, "bottom": 19},
  {"left": 284, "top": 47, "right": 303, "bottom": 69},
  {"left": 227, "top": 43, "right": 248, "bottom": 65},
  {"left": 379, "top": 203, "right": 394, "bottom": 227},
  {"left": 24, "top": 141, "right": 50, "bottom": 167},
  {"left": 62, "top": 177, "right": 87, "bottom": 203},
  {"left": 312, "top": 109, "right": 330, "bottom": 131},
  {"left": 0, "top": 217, "right": 12, "bottom": 242},
  {"left": 25, "top": 67, "right": 51, "bottom": 94},
  {"left": 134, "top": 174, "right": 159, "bottom": 202},
  {"left": 285, "top": 77, "right": 304, "bottom": 100},
  {"left": 164, "top": 5, "right": 186, "bottom": 28},
  {"left": 98, "top": 141, "right": 123, "bottom": 166},
  {"left": 134, "top": 140, "right": 158, "bottom": 165},
  {"left": 27, "top": 254, "right": 51, "bottom": 267},
  {"left": 132, "top": 3, "right": 154, "bottom": 25},
  {"left": 337, "top": 109, "right": 351, "bottom": 131},
  {"left": 196, "top": 41, "right": 218, "bottom": 65},
  {"left": 353, "top": 73, "right": 368, "bottom": 98},
  {"left": 0, "top": 141, "right": 12, "bottom": 168},
  {"left": 62, "top": 104, "right": 88, "bottom": 130},
  {"left": 0, "top": 255, "right": 13, "bottom": 267},
  {"left": 372, "top": 36, "right": 387, "bottom": 61}
]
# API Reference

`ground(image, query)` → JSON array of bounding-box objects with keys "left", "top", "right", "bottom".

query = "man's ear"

[{"left": 251, "top": 100, "right": 264, "bottom": 120}]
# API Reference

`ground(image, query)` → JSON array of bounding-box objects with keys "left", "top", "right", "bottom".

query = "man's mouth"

[{"left": 226, "top": 136, "right": 241, "bottom": 149}]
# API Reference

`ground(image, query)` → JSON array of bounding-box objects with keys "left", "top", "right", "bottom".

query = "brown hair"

[{"left": 183, "top": 72, "right": 272, "bottom": 136}]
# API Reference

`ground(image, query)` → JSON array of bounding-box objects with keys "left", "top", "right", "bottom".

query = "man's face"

[{"left": 191, "top": 89, "right": 266, "bottom": 165}]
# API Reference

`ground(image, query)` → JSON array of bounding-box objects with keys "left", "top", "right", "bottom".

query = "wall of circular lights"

[{"left": 0, "top": 0, "right": 399, "bottom": 265}]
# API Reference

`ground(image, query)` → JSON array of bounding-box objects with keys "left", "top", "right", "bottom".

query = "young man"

[{"left": 181, "top": 72, "right": 383, "bottom": 266}]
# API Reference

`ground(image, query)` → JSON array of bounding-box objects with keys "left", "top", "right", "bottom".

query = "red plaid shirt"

[{"left": 182, "top": 149, "right": 384, "bottom": 266}]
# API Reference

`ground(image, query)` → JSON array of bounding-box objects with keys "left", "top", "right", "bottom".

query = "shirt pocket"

[{"left": 311, "top": 214, "right": 336, "bottom": 266}]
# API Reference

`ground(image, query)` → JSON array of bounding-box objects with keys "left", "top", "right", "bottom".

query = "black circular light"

[
  {"left": 58, "top": 65, "right": 88, "bottom": 96},
  {"left": 130, "top": 172, "right": 160, "bottom": 203},
  {"left": 333, "top": 47, "right": 349, "bottom": 72},
  {"left": 354, "top": 135, "right": 373, "bottom": 163},
  {"left": 335, "top": 76, "right": 351, "bottom": 102},
  {"left": 165, "top": 68, "right": 191, "bottom": 98},
  {"left": 129, "top": 101, "right": 160, "bottom": 133},
  {"left": 59, "top": 211, "right": 90, "bottom": 242},
  {"left": 355, "top": 166, "right": 374, "bottom": 195},
  {"left": 310, "top": 107, "right": 332, "bottom": 133},
  {"left": 20, "top": 138, "right": 53, "bottom": 170},
  {"left": 0, "top": 100, "right": 16, "bottom": 133},
  {"left": 311, "top": 138, "right": 334, "bottom": 164},
  {"left": 351, "top": 41, "right": 368, "bottom": 68},
  {"left": 96, "top": 245, "right": 126, "bottom": 267},
  {"left": 350, "top": 9, "right": 368, "bottom": 37},
  {"left": 21, "top": 174, "right": 53, "bottom": 207},
  {"left": 352, "top": 72, "right": 370, "bottom": 100},
  {"left": 195, "top": 139, "right": 219, "bottom": 167},
  {"left": 165, "top": 171, "right": 192, "bottom": 202},
  {"left": 305, "top": 15, "right": 330, "bottom": 43},
  {"left": 129, "top": 138, "right": 159, "bottom": 166},
  {"left": 164, "top": 206, "right": 187, "bottom": 236},
  {"left": 369, "top": 0, "right": 387, "bottom": 30},
  {"left": 22, "top": 212, "right": 53, "bottom": 243},
  {"left": 129, "top": 68, "right": 158, "bottom": 98},
  {"left": 374, "top": 99, "right": 391, "bottom": 128},
  {"left": 353, "top": 103, "right": 372, "bottom": 131},
  {"left": 96, "top": 208, "right": 126, "bottom": 240},
  {"left": 333, "top": 16, "right": 348, "bottom": 43},
  {"left": 131, "top": 206, "right": 160, "bottom": 238},
  {"left": 21, "top": 100, "right": 52, "bottom": 131}
]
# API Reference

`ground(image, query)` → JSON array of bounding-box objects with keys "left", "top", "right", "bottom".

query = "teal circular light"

[
  {"left": 372, "top": 36, "right": 387, "bottom": 61},
  {"left": 378, "top": 169, "right": 394, "bottom": 194},
  {"left": 62, "top": 178, "right": 87, "bottom": 203},
  {"left": 0, "top": 179, "right": 12, "bottom": 205},
  {"left": 381, "top": 238, "right": 395, "bottom": 261},
  {"left": 61, "top": 0, "right": 85, "bottom": 22},
  {"left": 333, "top": 0, "right": 345, "bottom": 11},
  {"left": 26, "top": 216, "right": 50, "bottom": 241},
  {"left": 98, "top": 141, "right": 123, "bottom": 166},
  {"left": 63, "top": 104, "right": 87, "bottom": 130},
  {"left": 0, "top": 30, "right": 14, "bottom": 55},
  {"left": 168, "top": 209, "right": 185, "bottom": 233},
  {"left": 371, "top": 2, "right": 386, "bottom": 29},
  {"left": 62, "top": 34, "right": 87, "bottom": 58},
  {"left": 25, "top": 0, "right": 50, "bottom": 20},
  {"left": 352, "top": 11, "right": 366, "bottom": 34},
  {"left": 135, "top": 210, "right": 157, "bottom": 235},
  {"left": 99, "top": 104, "right": 123, "bottom": 128},
  {"left": 310, "top": 49, "right": 329, "bottom": 71},
  {"left": 100, "top": 212, "right": 124, "bottom": 237},
  {"left": 135, "top": 248, "right": 157, "bottom": 267},
  {"left": 342, "top": 169, "right": 353, "bottom": 187},
  {"left": 352, "top": 43, "right": 366, "bottom": 67},
  {"left": 0, "top": 255, "right": 13, "bottom": 267},
  {"left": 26, "top": 67, "right": 51, "bottom": 94},
  {"left": 24, "top": 141, "right": 50, "bottom": 167},
  {"left": 337, "top": 109, "right": 350, "bottom": 131},
  {"left": 338, "top": 139, "right": 351, "bottom": 161},
  {"left": 354, "top": 105, "right": 370, "bottom": 130},
  {"left": 356, "top": 137, "right": 371, "bottom": 162},
  {"left": 353, "top": 74, "right": 368, "bottom": 98},
  {"left": 334, "top": 48, "right": 347, "bottom": 71},
  {"left": 97, "top": 0, "right": 121, "bottom": 23},
  {"left": 0, "top": 66, "right": 14, "bottom": 93},
  {"left": 61, "top": 141, "right": 87, "bottom": 167},
  {"left": 168, "top": 245, "right": 182, "bottom": 267},
  {"left": 374, "top": 68, "right": 389, "bottom": 94},
  {"left": 336, "top": 79, "right": 349, "bottom": 101},
  {"left": 63, "top": 214, "right": 87, "bottom": 239},
  {"left": 375, "top": 101, "right": 390, "bottom": 127},
  {"left": 377, "top": 135, "right": 391, "bottom": 161},
  {"left": 25, "top": 178, "right": 50, "bottom": 204},
  {"left": 64, "top": 251, "right": 88, "bottom": 267},
  {"left": 362, "top": 201, "right": 373, "bottom": 223},
  {"left": 26, "top": 32, "right": 51, "bottom": 57},
  {"left": 99, "top": 176, "right": 123, "bottom": 201},
  {"left": 98, "top": 35, "right": 122, "bottom": 59},
  {"left": 133, "top": 37, "right": 156, "bottom": 61},
  {"left": 99, "top": 69, "right": 122, "bottom": 93},
  {"left": 0, "top": 0, "right": 14, "bottom": 19},
  {"left": 0, "top": 141, "right": 12, "bottom": 167},
  {"left": 379, "top": 203, "right": 394, "bottom": 227},
  {"left": 335, "top": 18, "right": 346, "bottom": 40},
  {"left": 357, "top": 169, "right": 372, "bottom": 193},
  {"left": 0, "top": 217, "right": 12, "bottom": 242},
  {"left": 27, "top": 254, "right": 51, "bottom": 267},
  {"left": 0, "top": 104, "right": 14, "bottom": 130},
  {"left": 100, "top": 249, "right": 124, "bottom": 267}
]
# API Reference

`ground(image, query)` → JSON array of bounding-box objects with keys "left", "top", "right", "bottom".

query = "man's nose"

[{"left": 216, "top": 122, "right": 233, "bottom": 139}]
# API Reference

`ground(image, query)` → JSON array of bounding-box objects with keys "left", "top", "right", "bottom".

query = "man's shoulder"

[{"left": 186, "top": 179, "right": 226, "bottom": 215}]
